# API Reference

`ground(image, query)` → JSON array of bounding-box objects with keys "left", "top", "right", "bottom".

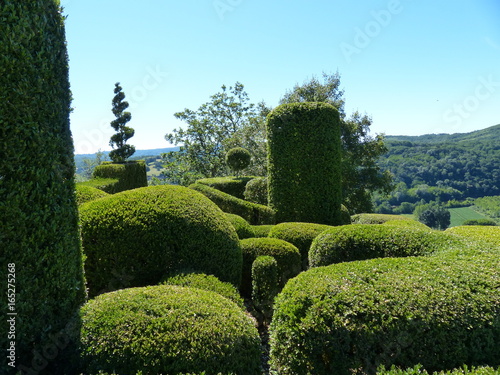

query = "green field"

[{"left": 448, "top": 206, "right": 493, "bottom": 227}]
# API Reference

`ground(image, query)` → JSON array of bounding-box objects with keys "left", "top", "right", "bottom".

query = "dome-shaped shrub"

[
  {"left": 79, "top": 185, "right": 242, "bottom": 297},
  {"left": 244, "top": 177, "right": 268, "bottom": 205},
  {"left": 226, "top": 147, "right": 252, "bottom": 176},
  {"left": 225, "top": 213, "right": 255, "bottom": 239},
  {"left": 240, "top": 237, "right": 301, "bottom": 296},
  {"left": 351, "top": 213, "right": 415, "bottom": 225},
  {"left": 75, "top": 184, "right": 109, "bottom": 205},
  {"left": 79, "top": 285, "right": 261, "bottom": 374},
  {"left": 309, "top": 224, "right": 467, "bottom": 267},
  {"left": 269, "top": 222, "right": 333, "bottom": 269},
  {"left": 162, "top": 272, "right": 245, "bottom": 310}
]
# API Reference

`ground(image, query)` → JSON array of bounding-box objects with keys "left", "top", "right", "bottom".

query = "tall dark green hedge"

[
  {"left": 0, "top": 1, "right": 86, "bottom": 373},
  {"left": 92, "top": 161, "right": 147, "bottom": 193},
  {"left": 267, "top": 102, "right": 342, "bottom": 225}
]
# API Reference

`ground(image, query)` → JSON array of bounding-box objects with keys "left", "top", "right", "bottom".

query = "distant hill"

[{"left": 374, "top": 124, "right": 500, "bottom": 213}]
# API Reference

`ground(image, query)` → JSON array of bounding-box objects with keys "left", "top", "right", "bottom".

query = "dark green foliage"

[
  {"left": 196, "top": 176, "right": 255, "bottom": 199},
  {"left": 463, "top": 219, "right": 498, "bottom": 226},
  {"left": 0, "top": 0, "right": 86, "bottom": 370},
  {"left": 267, "top": 102, "right": 343, "bottom": 225},
  {"left": 244, "top": 177, "right": 268, "bottom": 205},
  {"left": 92, "top": 161, "right": 147, "bottom": 193},
  {"left": 415, "top": 202, "right": 451, "bottom": 230},
  {"left": 268, "top": 222, "right": 333, "bottom": 269},
  {"left": 270, "top": 252, "right": 500, "bottom": 374},
  {"left": 189, "top": 182, "right": 275, "bottom": 225},
  {"left": 79, "top": 185, "right": 242, "bottom": 297},
  {"left": 79, "top": 285, "right": 261, "bottom": 375},
  {"left": 109, "top": 82, "right": 135, "bottom": 162},
  {"left": 75, "top": 184, "right": 110, "bottom": 205},
  {"left": 378, "top": 365, "right": 500, "bottom": 375},
  {"left": 226, "top": 147, "right": 251, "bottom": 176},
  {"left": 339, "top": 204, "right": 352, "bottom": 225},
  {"left": 224, "top": 213, "right": 255, "bottom": 239},
  {"left": 309, "top": 224, "right": 466, "bottom": 267},
  {"left": 161, "top": 273, "right": 245, "bottom": 310},
  {"left": 239, "top": 238, "right": 301, "bottom": 296},
  {"left": 250, "top": 225, "right": 275, "bottom": 238},
  {"left": 252, "top": 256, "right": 279, "bottom": 324}
]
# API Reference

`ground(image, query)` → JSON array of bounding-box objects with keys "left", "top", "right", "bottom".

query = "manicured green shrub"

[
  {"left": 378, "top": 365, "right": 500, "bottom": 375},
  {"left": 446, "top": 226, "right": 500, "bottom": 248},
  {"left": 309, "top": 224, "right": 469, "bottom": 267},
  {"left": 269, "top": 222, "right": 333, "bottom": 269},
  {"left": 196, "top": 176, "right": 256, "bottom": 199},
  {"left": 190, "top": 182, "right": 275, "bottom": 225},
  {"left": 252, "top": 256, "right": 279, "bottom": 324},
  {"left": 77, "top": 177, "right": 120, "bottom": 193},
  {"left": 351, "top": 213, "right": 414, "bottom": 225},
  {"left": 339, "top": 204, "right": 352, "bottom": 225},
  {"left": 383, "top": 219, "right": 432, "bottom": 230},
  {"left": 267, "top": 102, "right": 342, "bottom": 225},
  {"left": 224, "top": 213, "right": 255, "bottom": 239},
  {"left": 270, "top": 254, "right": 500, "bottom": 374},
  {"left": 226, "top": 147, "right": 252, "bottom": 176},
  {"left": 161, "top": 273, "right": 245, "bottom": 310},
  {"left": 250, "top": 225, "right": 275, "bottom": 238},
  {"left": 76, "top": 184, "right": 109, "bottom": 205},
  {"left": 79, "top": 185, "right": 242, "bottom": 297},
  {"left": 244, "top": 177, "right": 268, "bottom": 205},
  {"left": 239, "top": 238, "right": 301, "bottom": 296},
  {"left": 0, "top": 0, "right": 86, "bottom": 370},
  {"left": 79, "top": 285, "right": 261, "bottom": 375},
  {"left": 92, "top": 161, "right": 147, "bottom": 193},
  {"left": 463, "top": 219, "right": 498, "bottom": 226}
]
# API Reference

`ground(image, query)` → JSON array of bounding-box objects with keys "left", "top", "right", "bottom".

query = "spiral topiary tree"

[
  {"left": 0, "top": 1, "right": 86, "bottom": 373},
  {"left": 266, "top": 102, "right": 342, "bottom": 225},
  {"left": 109, "top": 82, "right": 135, "bottom": 163},
  {"left": 226, "top": 147, "right": 251, "bottom": 177}
]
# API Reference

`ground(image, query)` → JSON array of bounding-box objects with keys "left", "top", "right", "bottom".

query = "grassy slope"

[{"left": 448, "top": 207, "right": 492, "bottom": 227}]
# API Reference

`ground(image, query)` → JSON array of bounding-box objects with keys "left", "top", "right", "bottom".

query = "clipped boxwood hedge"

[
  {"left": 378, "top": 365, "right": 500, "bottom": 375},
  {"left": 244, "top": 177, "right": 268, "bottom": 205},
  {"left": 76, "top": 184, "right": 109, "bottom": 205},
  {"left": 224, "top": 213, "right": 255, "bottom": 239},
  {"left": 0, "top": 0, "right": 86, "bottom": 368},
  {"left": 351, "top": 213, "right": 417, "bottom": 225},
  {"left": 446, "top": 225, "right": 500, "bottom": 248},
  {"left": 79, "top": 285, "right": 261, "bottom": 375},
  {"left": 190, "top": 182, "right": 275, "bottom": 225},
  {"left": 196, "top": 176, "right": 256, "bottom": 199},
  {"left": 79, "top": 185, "right": 242, "bottom": 297},
  {"left": 92, "top": 161, "right": 147, "bottom": 193},
  {"left": 268, "top": 222, "right": 333, "bottom": 269},
  {"left": 267, "top": 102, "right": 342, "bottom": 225},
  {"left": 309, "top": 224, "right": 470, "bottom": 267},
  {"left": 270, "top": 254, "right": 500, "bottom": 374},
  {"left": 162, "top": 272, "right": 245, "bottom": 310},
  {"left": 252, "top": 255, "right": 279, "bottom": 322},
  {"left": 77, "top": 178, "right": 119, "bottom": 194},
  {"left": 239, "top": 238, "right": 301, "bottom": 296},
  {"left": 250, "top": 225, "right": 275, "bottom": 238}
]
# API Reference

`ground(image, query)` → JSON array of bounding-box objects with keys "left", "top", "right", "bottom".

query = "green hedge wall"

[
  {"left": 77, "top": 178, "right": 119, "bottom": 194},
  {"left": 267, "top": 102, "right": 342, "bottom": 225},
  {"left": 196, "top": 176, "right": 256, "bottom": 199},
  {"left": 446, "top": 226, "right": 500, "bottom": 248},
  {"left": 224, "top": 213, "right": 255, "bottom": 239},
  {"left": 309, "top": 224, "right": 471, "bottom": 267},
  {"left": 250, "top": 225, "right": 275, "bottom": 238},
  {"left": 270, "top": 253, "right": 500, "bottom": 374},
  {"left": 189, "top": 182, "right": 275, "bottom": 225},
  {"left": 268, "top": 222, "right": 333, "bottom": 270},
  {"left": 92, "top": 161, "right": 147, "bottom": 193},
  {"left": 79, "top": 285, "right": 261, "bottom": 375},
  {"left": 79, "top": 185, "right": 242, "bottom": 297},
  {"left": 378, "top": 365, "right": 500, "bottom": 375},
  {"left": 75, "top": 184, "right": 110, "bottom": 206},
  {"left": 239, "top": 238, "right": 301, "bottom": 296},
  {"left": 0, "top": 1, "right": 86, "bottom": 371},
  {"left": 252, "top": 255, "right": 279, "bottom": 323}
]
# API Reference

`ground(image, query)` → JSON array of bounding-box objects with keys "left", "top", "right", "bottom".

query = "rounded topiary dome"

[
  {"left": 79, "top": 285, "right": 262, "bottom": 374},
  {"left": 79, "top": 185, "right": 242, "bottom": 297}
]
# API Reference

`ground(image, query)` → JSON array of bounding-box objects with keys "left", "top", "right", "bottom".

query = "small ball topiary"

[
  {"left": 79, "top": 285, "right": 262, "bottom": 375},
  {"left": 244, "top": 177, "right": 268, "bottom": 205},
  {"left": 268, "top": 222, "right": 333, "bottom": 269},
  {"left": 252, "top": 255, "right": 279, "bottom": 324},
  {"left": 239, "top": 237, "right": 301, "bottom": 296},
  {"left": 161, "top": 272, "right": 245, "bottom": 310},
  {"left": 79, "top": 185, "right": 242, "bottom": 297},
  {"left": 224, "top": 213, "right": 255, "bottom": 239},
  {"left": 226, "top": 147, "right": 252, "bottom": 176},
  {"left": 75, "top": 184, "right": 109, "bottom": 206}
]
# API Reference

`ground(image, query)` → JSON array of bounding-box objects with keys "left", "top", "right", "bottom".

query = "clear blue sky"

[{"left": 60, "top": 0, "right": 500, "bottom": 154}]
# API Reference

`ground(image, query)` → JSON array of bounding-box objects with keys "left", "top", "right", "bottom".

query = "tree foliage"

[
  {"left": 279, "top": 72, "right": 393, "bottom": 213},
  {"left": 414, "top": 202, "right": 451, "bottom": 230},
  {"left": 226, "top": 147, "right": 251, "bottom": 176},
  {"left": 109, "top": 82, "right": 135, "bottom": 163}
]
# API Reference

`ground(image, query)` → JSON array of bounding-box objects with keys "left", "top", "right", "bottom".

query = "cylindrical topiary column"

[
  {"left": 266, "top": 102, "right": 342, "bottom": 225},
  {"left": 0, "top": 1, "right": 86, "bottom": 373}
]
